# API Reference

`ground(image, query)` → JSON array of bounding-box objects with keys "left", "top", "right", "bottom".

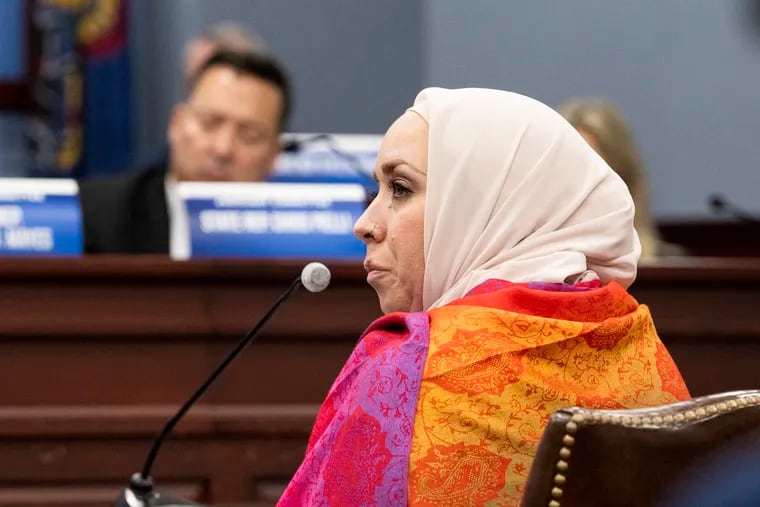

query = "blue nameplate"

[
  {"left": 179, "top": 182, "right": 367, "bottom": 260},
  {"left": 0, "top": 178, "right": 83, "bottom": 256}
]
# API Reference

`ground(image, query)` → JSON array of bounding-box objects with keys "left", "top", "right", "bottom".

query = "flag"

[{"left": 28, "top": 0, "right": 131, "bottom": 177}]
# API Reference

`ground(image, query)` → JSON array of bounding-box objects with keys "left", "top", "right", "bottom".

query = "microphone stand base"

[{"left": 114, "top": 473, "right": 205, "bottom": 507}]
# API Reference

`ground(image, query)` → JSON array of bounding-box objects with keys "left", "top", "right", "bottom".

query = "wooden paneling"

[
  {"left": 658, "top": 219, "right": 760, "bottom": 257},
  {"left": 0, "top": 405, "right": 315, "bottom": 506},
  {"left": 0, "top": 256, "right": 758, "bottom": 505},
  {"left": 633, "top": 258, "right": 760, "bottom": 396}
]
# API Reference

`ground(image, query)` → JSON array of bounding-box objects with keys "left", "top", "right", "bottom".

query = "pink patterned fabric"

[{"left": 277, "top": 311, "right": 430, "bottom": 506}]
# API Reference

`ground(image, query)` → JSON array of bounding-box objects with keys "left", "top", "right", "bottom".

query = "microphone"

[
  {"left": 280, "top": 133, "right": 377, "bottom": 190},
  {"left": 708, "top": 194, "right": 760, "bottom": 223},
  {"left": 281, "top": 133, "right": 330, "bottom": 153},
  {"left": 301, "top": 261, "right": 331, "bottom": 292},
  {"left": 114, "top": 262, "right": 332, "bottom": 507}
]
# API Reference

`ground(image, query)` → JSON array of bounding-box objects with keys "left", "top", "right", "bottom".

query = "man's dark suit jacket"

[{"left": 78, "top": 165, "right": 170, "bottom": 254}]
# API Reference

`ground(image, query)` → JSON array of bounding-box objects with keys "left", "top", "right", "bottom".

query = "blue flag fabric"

[{"left": 30, "top": 0, "right": 131, "bottom": 177}]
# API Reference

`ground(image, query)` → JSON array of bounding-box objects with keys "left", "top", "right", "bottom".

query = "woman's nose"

[
  {"left": 354, "top": 212, "right": 374, "bottom": 243},
  {"left": 355, "top": 201, "right": 386, "bottom": 243}
]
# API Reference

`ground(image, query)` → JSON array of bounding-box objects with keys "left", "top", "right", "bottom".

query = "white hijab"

[{"left": 408, "top": 88, "right": 641, "bottom": 310}]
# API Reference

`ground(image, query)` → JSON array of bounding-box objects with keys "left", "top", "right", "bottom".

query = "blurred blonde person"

[{"left": 560, "top": 98, "right": 662, "bottom": 259}]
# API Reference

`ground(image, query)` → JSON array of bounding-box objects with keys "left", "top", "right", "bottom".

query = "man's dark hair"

[{"left": 190, "top": 49, "right": 292, "bottom": 130}]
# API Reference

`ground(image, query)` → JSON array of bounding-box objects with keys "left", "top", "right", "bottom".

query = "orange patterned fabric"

[{"left": 408, "top": 281, "right": 689, "bottom": 506}]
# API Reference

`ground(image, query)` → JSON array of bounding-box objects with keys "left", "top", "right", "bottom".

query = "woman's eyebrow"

[
  {"left": 373, "top": 160, "right": 401, "bottom": 182},
  {"left": 381, "top": 159, "right": 424, "bottom": 176}
]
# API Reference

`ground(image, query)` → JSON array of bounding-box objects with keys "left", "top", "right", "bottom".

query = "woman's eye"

[{"left": 389, "top": 180, "right": 411, "bottom": 198}]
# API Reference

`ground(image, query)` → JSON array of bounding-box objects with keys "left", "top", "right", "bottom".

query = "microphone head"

[
  {"left": 281, "top": 139, "right": 301, "bottom": 153},
  {"left": 301, "top": 262, "right": 331, "bottom": 293},
  {"left": 709, "top": 194, "right": 726, "bottom": 210}
]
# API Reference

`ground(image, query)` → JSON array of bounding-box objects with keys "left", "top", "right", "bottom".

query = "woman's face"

[{"left": 354, "top": 112, "right": 428, "bottom": 314}]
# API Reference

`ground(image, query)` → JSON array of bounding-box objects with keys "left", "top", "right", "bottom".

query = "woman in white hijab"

[{"left": 278, "top": 88, "right": 689, "bottom": 507}]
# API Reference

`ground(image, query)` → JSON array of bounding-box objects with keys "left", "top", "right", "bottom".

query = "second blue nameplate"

[
  {"left": 0, "top": 178, "right": 83, "bottom": 256},
  {"left": 178, "top": 182, "right": 367, "bottom": 260}
]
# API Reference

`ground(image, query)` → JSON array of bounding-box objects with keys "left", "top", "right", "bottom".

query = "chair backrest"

[{"left": 521, "top": 390, "right": 760, "bottom": 507}]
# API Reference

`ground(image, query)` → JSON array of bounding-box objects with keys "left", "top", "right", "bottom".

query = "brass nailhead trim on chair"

[{"left": 545, "top": 394, "right": 760, "bottom": 507}]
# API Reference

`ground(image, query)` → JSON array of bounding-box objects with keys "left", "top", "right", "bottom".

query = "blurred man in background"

[
  {"left": 182, "top": 22, "right": 268, "bottom": 84},
  {"left": 78, "top": 49, "right": 291, "bottom": 255}
]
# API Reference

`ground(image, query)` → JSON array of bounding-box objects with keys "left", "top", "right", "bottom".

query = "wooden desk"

[
  {"left": 0, "top": 258, "right": 376, "bottom": 506},
  {"left": 658, "top": 219, "right": 760, "bottom": 257},
  {"left": 633, "top": 257, "right": 760, "bottom": 396},
  {"left": 0, "top": 256, "right": 758, "bottom": 506}
]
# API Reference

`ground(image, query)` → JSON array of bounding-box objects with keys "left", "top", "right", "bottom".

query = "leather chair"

[{"left": 521, "top": 390, "right": 760, "bottom": 507}]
